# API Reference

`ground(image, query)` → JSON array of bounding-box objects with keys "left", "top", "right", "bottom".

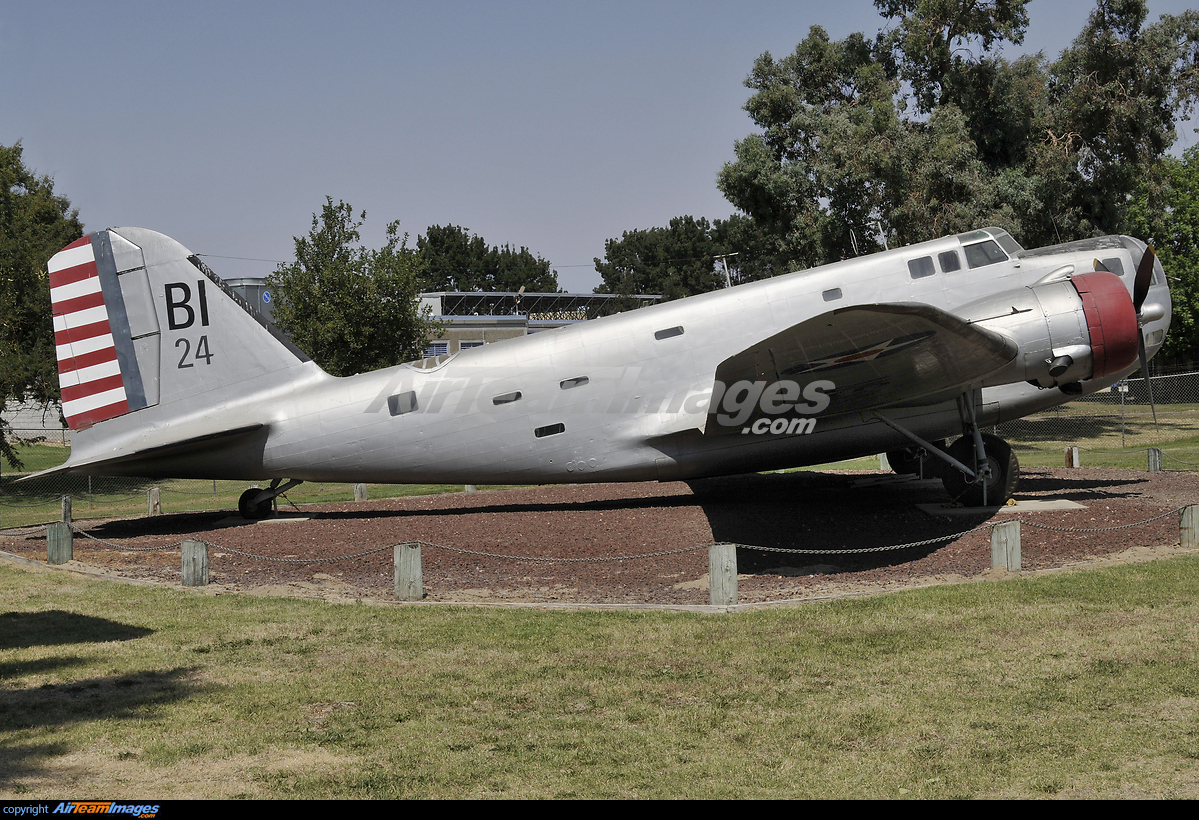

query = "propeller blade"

[
  {"left": 1138, "top": 330, "right": 1159, "bottom": 433},
  {"left": 1094, "top": 258, "right": 1111, "bottom": 272},
  {"left": 1133, "top": 244, "right": 1156, "bottom": 313}
]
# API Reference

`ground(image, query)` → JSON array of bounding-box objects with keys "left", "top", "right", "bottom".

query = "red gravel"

[{"left": 3, "top": 468, "right": 1196, "bottom": 606}]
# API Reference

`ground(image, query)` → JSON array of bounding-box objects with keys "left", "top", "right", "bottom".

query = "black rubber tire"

[
  {"left": 940, "top": 434, "right": 1019, "bottom": 506},
  {"left": 886, "top": 447, "right": 922, "bottom": 475},
  {"left": 887, "top": 439, "right": 949, "bottom": 478},
  {"left": 238, "top": 488, "right": 272, "bottom": 520}
]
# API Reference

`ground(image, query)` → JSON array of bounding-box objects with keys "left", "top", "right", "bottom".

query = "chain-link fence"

[
  {"left": 4, "top": 370, "right": 1198, "bottom": 529},
  {"left": 994, "top": 369, "right": 1199, "bottom": 463}
]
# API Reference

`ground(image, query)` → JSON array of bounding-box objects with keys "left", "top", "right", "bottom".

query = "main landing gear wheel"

[
  {"left": 940, "top": 434, "right": 1019, "bottom": 507},
  {"left": 238, "top": 488, "right": 273, "bottom": 520}
]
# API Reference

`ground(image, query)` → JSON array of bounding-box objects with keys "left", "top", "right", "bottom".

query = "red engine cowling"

[
  {"left": 1068, "top": 272, "right": 1139, "bottom": 379},
  {"left": 959, "top": 270, "right": 1140, "bottom": 389}
]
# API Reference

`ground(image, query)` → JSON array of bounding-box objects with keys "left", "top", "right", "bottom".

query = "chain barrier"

[
  {"left": 70, "top": 525, "right": 181, "bottom": 553},
  {"left": 212, "top": 543, "right": 393, "bottom": 564},
  {"left": 0, "top": 525, "right": 52, "bottom": 538},
  {"left": 726, "top": 524, "right": 997, "bottom": 554},
  {"left": 9, "top": 505, "right": 1181, "bottom": 565},
  {"left": 1161, "top": 452, "right": 1199, "bottom": 466},
  {"left": 426, "top": 541, "right": 707, "bottom": 562},
  {"left": 1017, "top": 506, "right": 1186, "bottom": 534},
  {"left": 0, "top": 497, "right": 64, "bottom": 508}
]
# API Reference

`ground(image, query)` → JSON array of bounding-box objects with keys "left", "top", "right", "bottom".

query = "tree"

[
  {"left": 715, "top": 0, "right": 1199, "bottom": 272},
  {"left": 417, "top": 224, "right": 560, "bottom": 292},
  {"left": 0, "top": 142, "right": 84, "bottom": 469},
  {"left": 267, "top": 198, "right": 439, "bottom": 377},
  {"left": 593, "top": 214, "right": 796, "bottom": 302},
  {"left": 1129, "top": 146, "right": 1199, "bottom": 363},
  {"left": 594, "top": 216, "right": 727, "bottom": 302}
]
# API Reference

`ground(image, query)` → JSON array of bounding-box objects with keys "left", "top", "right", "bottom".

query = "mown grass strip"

[{"left": 2, "top": 556, "right": 1197, "bottom": 798}]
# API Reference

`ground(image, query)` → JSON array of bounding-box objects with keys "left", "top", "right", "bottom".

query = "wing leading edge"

[{"left": 704, "top": 303, "right": 1018, "bottom": 435}]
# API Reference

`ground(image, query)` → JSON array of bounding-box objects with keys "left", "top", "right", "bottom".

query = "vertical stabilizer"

[{"left": 47, "top": 228, "right": 313, "bottom": 434}]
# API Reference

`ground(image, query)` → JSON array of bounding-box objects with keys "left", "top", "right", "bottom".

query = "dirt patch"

[{"left": 3, "top": 468, "right": 1197, "bottom": 607}]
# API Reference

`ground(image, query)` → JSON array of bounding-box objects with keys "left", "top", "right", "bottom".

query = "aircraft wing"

[{"left": 705, "top": 302, "right": 1018, "bottom": 434}]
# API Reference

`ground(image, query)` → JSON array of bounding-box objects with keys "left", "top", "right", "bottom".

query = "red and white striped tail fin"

[{"left": 48, "top": 236, "right": 133, "bottom": 429}]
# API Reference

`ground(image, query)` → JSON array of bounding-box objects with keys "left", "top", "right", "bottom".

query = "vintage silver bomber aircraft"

[{"left": 35, "top": 226, "right": 1170, "bottom": 518}]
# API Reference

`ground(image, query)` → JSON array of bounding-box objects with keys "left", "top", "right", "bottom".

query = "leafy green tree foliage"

[
  {"left": 1129, "top": 147, "right": 1199, "bottom": 363},
  {"left": 267, "top": 199, "right": 438, "bottom": 377},
  {"left": 0, "top": 143, "right": 84, "bottom": 468},
  {"left": 417, "top": 224, "right": 559, "bottom": 292},
  {"left": 594, "top": 216, "right": 727, "bottom": 302},
  {"left": 593, "top": 214, "right": 791, "bottom": 301},
  {"left": 716, "top": 0, "right": 1199, "bottom": 272}
]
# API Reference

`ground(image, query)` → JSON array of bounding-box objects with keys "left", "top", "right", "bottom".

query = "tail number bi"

[
  {"left": 166, "top": 281, "right": 214, "bottom": 369},
  {"left": 165, "top": 281, "right": 210, "bottom": 330}
]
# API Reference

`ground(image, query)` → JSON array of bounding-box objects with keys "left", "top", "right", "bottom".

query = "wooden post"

[
  {"left": 1065, "top": 447, "right": 1081, "bottom": 468},
  {"left": 990, "top": 520, "right": 1021, "bottom": 571},
  {"left": 1181, "top": 506, "right": 1199, "bottom": 549},
  {"left": 354, "top": 483, "right": 368, "bottom": 502},
  {"left": 464, "top": 484, "right": 477, "bottom": 493},
  {"left": 47, "top": 521, "right": 72, "bottom": 565},
  {"left": 1148, "top": 448, "right": 1163, "bottom": 473},
  {"left": 147, "top": 487, "right": 161, "bottom": 516},
  {"left": 709, "top": 542, "right": 738, "bottom": 606},
  {"left": 395, "top": 542, "right": 423, "bottom": 601},
  {"left": 61, "top": 495, "right": 71, "bottom": 523},
  {"left": 182, "top": 539, "right": 209, "bottom": 586}
]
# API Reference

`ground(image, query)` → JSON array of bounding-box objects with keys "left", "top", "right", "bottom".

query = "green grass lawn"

[{"left": 1, "top": 556, "right": 1197, "bottom": 798}]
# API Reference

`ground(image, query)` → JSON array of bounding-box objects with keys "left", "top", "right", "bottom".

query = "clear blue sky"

[{"left": 3, "top": 1, "right": 1194, "bottom": 291}]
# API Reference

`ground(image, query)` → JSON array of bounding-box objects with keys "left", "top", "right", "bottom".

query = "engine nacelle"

[{"left": 956, "top": 272, "right": 1139, "bottom": 389}]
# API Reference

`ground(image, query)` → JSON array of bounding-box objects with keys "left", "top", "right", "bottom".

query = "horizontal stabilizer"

[{"left": 21, "top": 424, "right": 267, "bottom": 481}]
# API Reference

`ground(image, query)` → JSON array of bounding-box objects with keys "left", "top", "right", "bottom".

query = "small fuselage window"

[
  {"left": 938, "top": 251, "right": 961, "bottom": 272},
  {"left": 908, "top": 256, "right": 936, "bottom": 279},
  {"left": 388, "top": 391, "right": 418, "bottom": 416}
]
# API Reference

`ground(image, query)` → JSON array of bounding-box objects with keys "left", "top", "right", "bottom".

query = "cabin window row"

[{"left": 906, "top": 239, "right": 1012, "bottom": 280}]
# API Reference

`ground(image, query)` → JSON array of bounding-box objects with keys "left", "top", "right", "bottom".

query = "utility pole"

[{"left": 714, "top": 252, "right": 739, "bottom": 288}]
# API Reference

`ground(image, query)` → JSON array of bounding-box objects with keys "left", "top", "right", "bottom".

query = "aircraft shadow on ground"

[
  {"left": 1013, "top": 472, "right": 1148, "bottom": 499},
  {"left": 0, "top": 666, "right": 205, "bottom": 787},
  {"left": 0, "top": 610, "right": 153, "bottom": 650},
  {"left": 685, "top": 471, "right": 997, "bottom": 574}
]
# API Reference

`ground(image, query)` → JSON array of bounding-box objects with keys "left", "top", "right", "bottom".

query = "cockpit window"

[
  {"left": 964, "top": 240, "right": 1008, "bottom": 269},
  {"left": 992, "top": 231, "right": 1024, "bottom": 255}
]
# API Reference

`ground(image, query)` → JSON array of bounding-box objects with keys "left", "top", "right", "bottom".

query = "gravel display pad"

[{"left": 4, "top": 467, "right": 1197, "bottom": 606}]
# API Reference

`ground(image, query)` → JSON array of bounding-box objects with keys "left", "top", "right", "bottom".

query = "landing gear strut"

[
  {"left": 238, "top": 478, "right": 304, "bottom": 520},
  {"left": 940, "top": 434, "right": 1018, "bottom": 507},
  {"left": 875, "top": 392, "right": 1020, "bottom": 507}
]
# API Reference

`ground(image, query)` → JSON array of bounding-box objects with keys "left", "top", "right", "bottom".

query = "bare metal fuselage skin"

[{"left": 48, "top": 227, "right": 1172, "bottom": 486}]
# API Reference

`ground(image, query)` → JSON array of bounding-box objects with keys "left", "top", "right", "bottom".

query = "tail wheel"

[
  {"left": 238, "top": 488, "right": 273, "bottom": 520},
  {"left": 940, "top": 434, "right": 1019, "bottom": 506}
]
